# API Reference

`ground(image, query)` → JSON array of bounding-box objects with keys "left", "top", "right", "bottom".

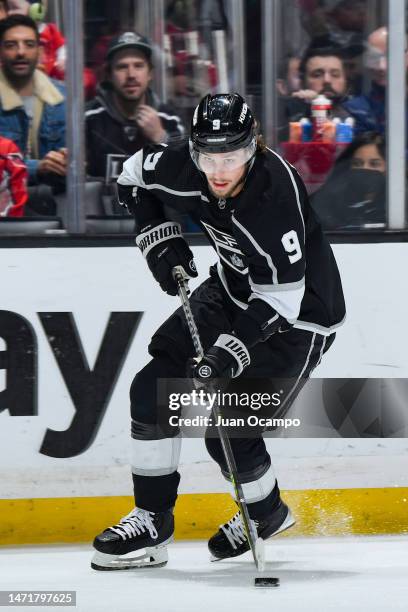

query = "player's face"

[
  {"left": 0, "top": 26, "right": 39, "bottom": 81},
  {"left": 200, "top": 150, "right": 248, "bottom": 198},
  {"left": 305, "top": 56, "right": 347, "bottom": 98},
  {"left": 110, "top": 49, "right": 152, "bottom": 102},
  {"left": 351, "top": 144, "right": 385, "bottom": 173}
]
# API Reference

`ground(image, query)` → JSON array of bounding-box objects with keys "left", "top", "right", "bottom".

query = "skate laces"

[
  {"left": 221, "top": 512, "right": 246, "bottom": 550},
  {"left": 109, "top": 508, "right": 158, "bottom": 541}
]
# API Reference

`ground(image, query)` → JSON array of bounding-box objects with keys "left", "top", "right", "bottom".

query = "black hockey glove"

[
  {"left": 191, "top": 333, "right": 251, "bottom": 385},
  {"left": 136, "top": 221, "right": 198, "bottom": 296}
]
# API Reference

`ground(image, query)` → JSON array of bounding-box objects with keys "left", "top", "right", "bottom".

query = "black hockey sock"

[
  {"left": 132, "top": 471, "right": 181, "bottom": 513},
  {"left": 247, "top": 482, "right": 282, "bottom": 520}
]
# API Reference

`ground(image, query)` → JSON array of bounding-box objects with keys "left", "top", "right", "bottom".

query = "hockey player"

[{"left": 91, "top": 93, "right": 346, "bottom": 570}]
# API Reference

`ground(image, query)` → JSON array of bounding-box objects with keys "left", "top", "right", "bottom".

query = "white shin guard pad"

[{"left": 131, "top": 436, "right": 182, "bottom": 477}]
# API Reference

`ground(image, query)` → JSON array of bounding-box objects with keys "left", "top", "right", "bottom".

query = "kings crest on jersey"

[{"left": 118, "top": 141, "right": 346, "bottom": 336}]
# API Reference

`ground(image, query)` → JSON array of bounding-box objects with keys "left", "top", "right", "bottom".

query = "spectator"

[
  {"left": 6, "top": 0, "right": 27, "bottom": 14},
  {"left": 276, "top": 54, "right": 301, "bottom": 97},
  {"left": 311, "top": 131, "right": 386, "bottom": 229},
  {"left": 0, "top": 134, "right": 28, "bottom": 216},
  {"left": 305, "top": 32, "right": 365, "bottom": 96},
  {"left": 0, "top": 14, "right": 67, "bottom": 188},
  {"left": 8, "top": 0, "right": 65, "bottom": 78},
  {"left": 276, "top": 53, "right": 301, "bottom": 141},
  {"left": 9, "top": 0, "right": 96, "bottom": 99},
  {"left": 30, "top": 1, "right": 67, "bottom": 81},
  {"left": 299, "top": 0, "right": 368, "bottom": 47},
  {"left": 87, "top": 20, "right": 119, "bottom": 85},
  {"left": 340, "top": 33, "right": 365, "bottom": 96},
  {"left": 85, "top": 31, "right": 184, "bottom": 180},
  {"left": 286, "top": 45, "right": 352, "bottom": 123},
  {"left": 0, "top": 0, "right": 8, "bottom": 20},
  {"left": 343, "top": 27, "right": 408, "bottom": 135}
]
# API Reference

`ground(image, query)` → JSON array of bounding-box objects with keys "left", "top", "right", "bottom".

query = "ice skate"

[
  {"left": 208, "top": 499, "right": 295, "bottom": 561},
  {"left": 91, "top": 507, "right": 174, "bottom": 570}
]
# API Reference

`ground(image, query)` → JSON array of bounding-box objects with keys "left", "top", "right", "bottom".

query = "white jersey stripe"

[
  {"left": 277, "top": 332, "right": 317, "bottom": 416},
  {"left": 248, "top": 282, "right": 304, "bottom": 320},
  {"left": 145, "top": 184, "right": 202, "bottom": 197},
  {"left": 250, "top": 277, "right": 305, "bottom": 292},
  {"left": 317, "top": 336, "right": 327, "bottom": 367},
  {"left": 232, "top": 214, "right": 279, "bottom": 284},
  {"left": 216, "top": 262, "right": 248, "bottom": 310},
  {"left": 85, "top": 106, "right": 105, "bottom": 117},
  {"left": 292, "top": 315, "right": 346, "bottom": 336}
]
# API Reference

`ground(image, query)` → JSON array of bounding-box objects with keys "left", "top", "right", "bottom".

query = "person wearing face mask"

[
  {"left": 285, "top": 44, "right": 353, "bottom": 126},
  {"left": 311, "top": 131, "right": 386, "bottom": 229}
]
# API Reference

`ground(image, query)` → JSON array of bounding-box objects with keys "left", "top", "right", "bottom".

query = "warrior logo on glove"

[
  {"left": 136, "top": 221, "right": 198, "bottom": 296},
  {"left": 137, "top": 223, "right": 182, "bottom": 256}
]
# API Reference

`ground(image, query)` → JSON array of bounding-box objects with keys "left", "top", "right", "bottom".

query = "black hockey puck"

[{"left": 254, "top": 576, "right": 280, "bottom": 588}]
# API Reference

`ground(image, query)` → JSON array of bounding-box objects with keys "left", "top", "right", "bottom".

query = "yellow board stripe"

[{"left": 1, "top": 488, "right": 408, "bottom": 546}]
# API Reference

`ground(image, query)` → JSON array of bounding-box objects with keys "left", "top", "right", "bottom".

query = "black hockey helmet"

[{"left": 189, "top": 93, "right": 257, "bottom": 170}]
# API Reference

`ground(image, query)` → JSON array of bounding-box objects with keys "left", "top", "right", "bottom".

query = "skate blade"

[
  {"left": 210, "top": 539, "right": 265, "bottom": 571},
  {"left": 91, "top": 538, "right": 172, "bottom": 571},
  {"left": 272, "top": 509, "right": 296, "bottom": 536}
]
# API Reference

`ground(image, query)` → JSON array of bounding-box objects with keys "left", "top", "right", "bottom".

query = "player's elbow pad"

[{"left": 233, "top": 299, "right": 292, "bottom": 348}]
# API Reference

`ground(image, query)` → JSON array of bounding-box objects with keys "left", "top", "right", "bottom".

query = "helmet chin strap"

[
  {"left": 245, "top": 155, "right": 256, "bottom": 177},
  {"left": 236, "top": 155, "right": 256, "bottom": 189}
]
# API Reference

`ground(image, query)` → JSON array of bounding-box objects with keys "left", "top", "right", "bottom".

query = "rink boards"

[{"left": 1, "top": 243, "right": 408, "bottom": 544}]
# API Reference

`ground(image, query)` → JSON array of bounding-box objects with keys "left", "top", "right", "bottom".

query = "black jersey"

[{"left": 118, "top": 141, "right": 346, "bottom": 337}]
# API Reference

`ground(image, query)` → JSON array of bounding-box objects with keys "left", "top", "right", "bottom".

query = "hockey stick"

[{"left": 173, "top": 266, "right": 266, "bottom": 573}]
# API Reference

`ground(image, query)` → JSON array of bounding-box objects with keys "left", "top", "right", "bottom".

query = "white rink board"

[{"left": 0, "top": 242, "right": 407, "bottom": 499}]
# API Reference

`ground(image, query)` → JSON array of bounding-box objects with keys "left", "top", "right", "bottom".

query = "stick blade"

[{"left": 255, "top": 537, "right": 265, "bottom": 572}]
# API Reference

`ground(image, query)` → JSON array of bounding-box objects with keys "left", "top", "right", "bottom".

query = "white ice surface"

[{"left": 1, "top": 535, "right": 408, "bottom": 612}]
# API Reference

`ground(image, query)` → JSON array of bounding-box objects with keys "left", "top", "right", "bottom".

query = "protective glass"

[
  {"left": 190, "top": 139, "right": 256, "bottom": 173},
  {"left": 364, "top": 46, "right": 387, "bottom": 69}
]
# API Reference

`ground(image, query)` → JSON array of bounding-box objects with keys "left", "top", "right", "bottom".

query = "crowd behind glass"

[{"left": 0, "top": 0, "right": 403, "bottom": 233}]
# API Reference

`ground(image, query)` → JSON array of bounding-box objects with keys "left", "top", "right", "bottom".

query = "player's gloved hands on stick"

[
  {"left": 136, "top": 221, "right": 198, "bottom": 295},
  {"left": 191, "top": 333, "right": 251, "bottom": 385}
]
